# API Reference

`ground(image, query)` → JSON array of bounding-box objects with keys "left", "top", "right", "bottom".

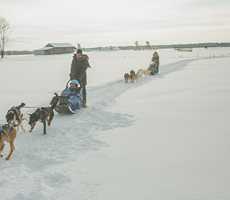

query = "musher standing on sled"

[
  {"left": 152, "top": 51, "right": 160, "bottom": 73},
  {"left": 70, "top": 49, "right": 91, "bottom": 107},
  {"left": 148, "top": 51, "right": 160, "bottom": 75}
]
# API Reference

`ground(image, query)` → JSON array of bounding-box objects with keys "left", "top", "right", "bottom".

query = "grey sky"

[{"left": 0, "top": 0, "right": 230, "bottom": 49}]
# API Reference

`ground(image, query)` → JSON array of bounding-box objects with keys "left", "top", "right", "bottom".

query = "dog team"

[
  {"left": 124, "top": 51, "right": 160, "bottom": 83},
  {"left": 0, "top": 94, "right": 59, "bottom": 160},
  {"left": 0, "top": 51, "right": 160, "bottom": 160},
  {"left": 0, "top": 48, "right": 90, "bottom": 161}
]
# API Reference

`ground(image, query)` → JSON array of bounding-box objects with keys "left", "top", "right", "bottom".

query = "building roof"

[
  {"left": 34, "top": 47, "right": 53, "bottom": 51},
  {"left": 45, "top": 43, "right": 76, "bottom": 48}
]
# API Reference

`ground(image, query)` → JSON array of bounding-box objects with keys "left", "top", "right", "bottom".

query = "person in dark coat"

[
  {"left": 151, "top": 51, "right": 160, "bottom": 73},
  {"left": 70, "top": 49, "right": 91, "bottom": 107}
]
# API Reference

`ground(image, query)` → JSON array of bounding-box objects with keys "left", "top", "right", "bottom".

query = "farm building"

[{"left": 33, "top": 43, "right": 76, "bottom": 55}]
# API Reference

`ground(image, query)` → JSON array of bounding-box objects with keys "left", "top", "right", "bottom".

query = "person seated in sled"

[
  {"left": 62, "top": 80, "right": 81, "bottom": 110},
  {"left": 148, "top": 61, "right": 157, "bottom": 75}
]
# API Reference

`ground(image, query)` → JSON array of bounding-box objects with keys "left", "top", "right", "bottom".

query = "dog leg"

[
  {"left": 21, "top": 125, "right": 26, "bottom": 133},
  {"left": 29, "top": 122, "right": 36, "bottom": 133},
  {"left": 19, "top": 122, "right": 26, "bottom": 133},
  {"left": 5, "top": 129, "right": 16, "bottom": 160},
  {"left": 48, "top": 110, "right": 54, "bottom": 126},
  {"left": 0, "top": 143, "right": 5, "bottom": 158},
  {"left": 6, "top": 142, "right": 15, "bottom": 160},
  {"left": 43, "top": 121, "right": 47, "bottom": 135}
]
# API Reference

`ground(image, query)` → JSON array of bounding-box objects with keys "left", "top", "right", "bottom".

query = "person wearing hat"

[
  {"left": 151, "top": 51, "right": 160, "bottom": 73},
  {"left": 70, "top": 49, "right": 91, "bottom": 107}
]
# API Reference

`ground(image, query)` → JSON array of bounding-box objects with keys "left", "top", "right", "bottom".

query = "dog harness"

[
  {"left": 0, "top": 124, "right": 13, "bottom": 136},
  {"left": 0, "top": 125, "right": 6, "bottom": 136},
  {"left": 0, "top": 126, "right": 3, "bottom": 136}
]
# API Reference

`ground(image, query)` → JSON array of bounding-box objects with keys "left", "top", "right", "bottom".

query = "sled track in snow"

[
  {"left": 2, "top": 56, "right": 226, "bottom": 166},
  {"left": 2, "top": 55, "right": 230, "bottom": 163},
  {"left": 1, "top": 55, "right": 230, "bottom": 200}
]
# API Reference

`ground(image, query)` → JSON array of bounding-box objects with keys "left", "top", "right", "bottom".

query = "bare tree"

[
  {"left": 146, "top": 41, "right": 151, "bottom": 49},
  {"left": 134, "top": 41, "right": 139, "bottom": 50},
  {"left": 0, "top": 17, "right": 10, "bottom": 59},
  {"left": 77, "top": 43, "right": 81, "bottom": 49}
]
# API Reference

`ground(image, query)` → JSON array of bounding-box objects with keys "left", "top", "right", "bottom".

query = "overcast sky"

[{"left": 1, "top": 0, "right": 230, "bottom": 49}]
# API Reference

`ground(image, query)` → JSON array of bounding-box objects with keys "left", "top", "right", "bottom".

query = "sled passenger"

[
  {"left": 62, "top": 80, "right": 81, "bottom": 110},
  {"left": 70, "top": 49, "right": 91, "bottom": 107}
]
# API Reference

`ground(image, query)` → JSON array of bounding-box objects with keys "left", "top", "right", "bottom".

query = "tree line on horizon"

[{"left": 1, "top": 16, "right": 230, "bottom": 57}]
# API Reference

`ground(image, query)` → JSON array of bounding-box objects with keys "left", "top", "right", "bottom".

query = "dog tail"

[
  {"left": 17, "top": 103, "right": 26, "bottom": 109},
  {"left": 50, "top": 93, "right": 59, "bottom": 110}
]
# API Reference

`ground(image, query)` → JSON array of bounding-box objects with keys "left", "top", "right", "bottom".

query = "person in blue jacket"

[{"left": 62, "top": 80, "right": 81, "bottom": 111}]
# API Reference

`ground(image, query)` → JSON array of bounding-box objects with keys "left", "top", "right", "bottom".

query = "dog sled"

[
  {"left": 54, "top": 80, "right": 83, "bottom": 114},
  {"left": 148, "top": 61, "right": 159, "bottom": 75}
]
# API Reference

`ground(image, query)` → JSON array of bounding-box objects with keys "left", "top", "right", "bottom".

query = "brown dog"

[
  {"left": 0, "top": 124, "right": 17, "bottom": 160},
  {"left": 143, "top": 69, "right": 151, "bottom": 76},
  {"left": 129, "top": 70, "right": 136, "bottom": 82}
]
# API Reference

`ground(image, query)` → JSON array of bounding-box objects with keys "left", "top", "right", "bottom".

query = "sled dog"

[
  {"left": 5, "top": 103, "right": 26, "bottom": 132},
  {"left": 28, "top": 94, "right": 58, "bottom": 134},
  {"left": 0, "top": 124, "right": 17, "bottom": 160}
]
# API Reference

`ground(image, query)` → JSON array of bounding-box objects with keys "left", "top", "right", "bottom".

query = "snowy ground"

[{"left": 0, "top": 48, "right": 230, "bottom": 200}]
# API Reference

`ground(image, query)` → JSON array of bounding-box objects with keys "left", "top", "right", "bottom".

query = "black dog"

[
  {"left": 28, "top": 94, "right": 59, "bottom": 135},
  {"left": 5, "top": 103, "right": 26, "bottom": 131},
  {"left": 124, "top": 73, "right": 130, "bottom": 83}
]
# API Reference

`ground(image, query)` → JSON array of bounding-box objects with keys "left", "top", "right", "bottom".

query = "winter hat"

[
  {"left": 69, "top": 79, "right": 80, "bottom": 87},
  {"left": 77, "top": 49, "right": 83, "bottom": 54}
]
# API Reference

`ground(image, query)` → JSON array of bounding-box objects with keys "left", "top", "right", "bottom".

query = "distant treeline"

[
  {"left": 85, "top": 42, "right": 230, "bottom": 51},
  {"left": 5, "top": 42, "right": 230, "bottom": 55},
  {"left": 5, "top": 50, "right": 32, "bottom": 55}
]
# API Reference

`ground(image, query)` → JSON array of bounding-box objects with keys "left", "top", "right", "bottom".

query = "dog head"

[
  {"left": 5, "top": 102, "right": 26, "bottom": 124},
  {"left": 6, "top": 111, "right": 15, "bottom": 124}
]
